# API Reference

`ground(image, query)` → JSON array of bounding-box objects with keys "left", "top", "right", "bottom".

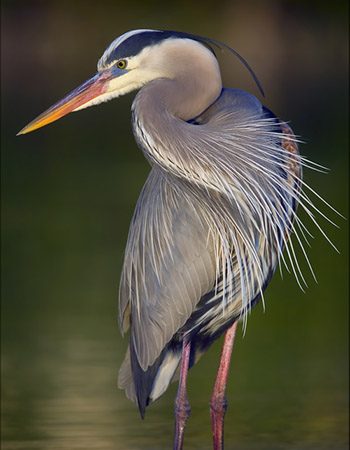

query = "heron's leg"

[
  {"left": 210, "top": 321, "right": 238, "bottom": 450},
  {"left": 173, "top": 334, "right": 191, "bottom": 450}
]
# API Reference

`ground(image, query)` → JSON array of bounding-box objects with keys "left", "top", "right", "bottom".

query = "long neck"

[
  {"left": 131, "top": 69, "right": 222, "bottom": 174},
  {"left": 134, "top": 39, "right": 222, "bottom": 121}
]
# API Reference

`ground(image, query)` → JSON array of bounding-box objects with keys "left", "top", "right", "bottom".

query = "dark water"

[
  {"left": 2, "top": 287, "right": 348, "bottom": 450},
  {"left": 1, "top": 2, "right": 349, "bottom": 449}
]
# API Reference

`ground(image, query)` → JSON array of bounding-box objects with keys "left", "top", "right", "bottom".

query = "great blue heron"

[{"left": 18, "top": 29, "right": 336, "bottom": 450}]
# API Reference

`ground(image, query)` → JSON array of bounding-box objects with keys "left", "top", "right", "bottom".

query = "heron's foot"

[
  {"left": 210, "top": 392, "right": 227, "bottom": 450},
  {"left": 173, "top": 394, "right": 191, "bottom": 450},
  {"left": 209, "top": 321, "right": 238, "bottom": 450}
]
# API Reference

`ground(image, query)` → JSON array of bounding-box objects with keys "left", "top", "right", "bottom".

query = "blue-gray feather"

[{"left": 118, "top": 86, "right": 301, "bottom": 415}]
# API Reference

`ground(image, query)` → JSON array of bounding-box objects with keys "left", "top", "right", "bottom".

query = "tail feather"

[
  {"left": 119, "top": 339, "right": 183, "bottom": 418},
  {"left": 130, "top": 340, "right": 176, "bottom": 418}
]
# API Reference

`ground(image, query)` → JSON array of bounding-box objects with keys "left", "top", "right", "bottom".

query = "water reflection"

[
  {"left": 2, "top": 317, "right": 174, "bottom": 449},
  {"left": 2, "top": 306, "right": 348, "bottom": 449}
]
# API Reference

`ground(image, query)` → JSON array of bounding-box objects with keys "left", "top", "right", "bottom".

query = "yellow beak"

[{"left": 17, "top": 69, "right": 114, "bottom": 136}]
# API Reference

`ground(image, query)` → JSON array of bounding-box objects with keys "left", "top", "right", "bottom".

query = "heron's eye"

[{"left": 116, "top": 60, "right": 127, "bottom": 69}]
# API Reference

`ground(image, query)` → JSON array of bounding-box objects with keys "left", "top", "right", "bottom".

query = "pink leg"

[
  {"left": 210, "top": 321, "right": 238, "bottom": 450},
  {"left": 173, "top": 335, "right": 191, "bottom": 450}
]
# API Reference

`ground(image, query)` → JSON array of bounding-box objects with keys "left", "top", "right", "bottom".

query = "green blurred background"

[{"left": 1, "top": 1, "right": 348, "bottom": 449}]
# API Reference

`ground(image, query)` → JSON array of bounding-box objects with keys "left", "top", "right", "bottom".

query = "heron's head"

[
  {"left": 18, "top": 29, "right": 263, "bottom": 135},
  {"left": 18, "top": 29, "right": 226, "bottom": 135}
]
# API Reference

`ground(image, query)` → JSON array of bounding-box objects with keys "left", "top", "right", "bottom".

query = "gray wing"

[
  {"left": 119, "top": 167, "right": 216, "bottom": 371},
  {"left": 119, "top": 88, "right": 272, "bottom": 372}
]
